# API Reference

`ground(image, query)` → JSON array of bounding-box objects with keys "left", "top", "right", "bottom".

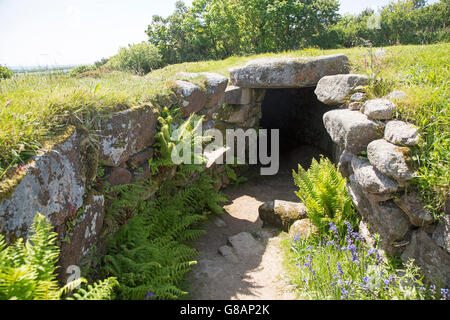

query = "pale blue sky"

[{"left": 0, "top": 0, "right": 438, "bottom": 67}]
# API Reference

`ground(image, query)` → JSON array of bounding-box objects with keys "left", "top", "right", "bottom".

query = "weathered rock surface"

[
  {"left": 177, "top": 72, "right": 228, "bottom": 108},
  {"left": 98, "top": 105, "right": 157, "bottom": 167},
  {"left": 126, "top": 147, "right": 154, "bottom": 169},
  {"left": 367, "top": 139, "right": 415, "bottom": 182},
  {"left": 174, "top": 80, "right": 207, "bottom": 116},
  {"left": 384, "top": 120, "right": 420, "bottom": 146},
  {"left": 323, "top": 109, "right": 384, "bottom": 154},
  {"left": 433, "top": 214, "right": 450, "bottom": 253},
  {"left": 228, "top": 232, "right": 264, "bottom": 257},
  {"left": 350, "top": 92, "right": 366, "bottom": 102},
  {"left": 229, "top": 54, "right": 349, "bottom": 88},
  {"left": 314, "top": 74, "right": 368, "bottom": 105},
  {"left": 348, "top": 102, "right": 362, "bottom": 110},
  {"left": 394, "top": 192, "right": 434, "bottom": 227},
  {"left": 0, "top": 131, "right": 85, "bottom": 240},
  {"left": 363, "top": 99, "right": 396, "bottom": 120},
  {"left": 387, "top": 91, "right": 409, "bottom": 100},
  {"left": 401, "top": 230, "right": 450, "bottom": 287},
  {"left": 347, "top": 175, "right": 410, "bottom": 253},
  {"left": 58, "top": 194, "right": 105, "bottom": 282},
  {"left": 289, "top": 219, "right": 317, "bottom": 239},
  {"left": 218, "top": 245, "right": 239, "bottom": 263},
  {"left": 369, "top": 200, "right": 411, "bottom": 249},
  {"left": 337, "top": 149, "right": 353, "bottom": 178},
  {"left": 107, "top": 167, "right": 132, "bottom": 187},
  {"left": 223, "top": 86, "right": 252, "bottom": 105},
  {"left": 351, "top": 156, "right": 399, "bottom": 194},
  {"left": 224, "top": 105, "right": 250, "bottom": 124},
  {"left": 259, "top": 200, "right": 307, "bottom": 231}
]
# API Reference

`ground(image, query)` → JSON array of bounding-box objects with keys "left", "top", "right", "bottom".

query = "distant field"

[{"left": 0, "top": 43, "right": 448, "bottom": 213}]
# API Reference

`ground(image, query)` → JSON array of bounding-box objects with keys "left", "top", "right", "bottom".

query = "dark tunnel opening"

[{"left": 259, "top": 87, "right": 334, "bottom": 173}]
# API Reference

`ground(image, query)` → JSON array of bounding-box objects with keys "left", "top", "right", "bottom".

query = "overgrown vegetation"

[
  {"left": 285, "top": 160, "right": 449, "bottom": 300},
  {"left": 283, "top": 220, "right": 449, "bottom": 300},
  {"left": 1, "top": 42, "right": 448, "bottom": 219},
  {"left": 0, "top": 213, "right": 118, "bottom": 300},
  {"left": 99, "top": 111, "right": 227, "bottom": 299}
]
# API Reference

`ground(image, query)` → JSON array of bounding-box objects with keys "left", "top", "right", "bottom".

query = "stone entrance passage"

[{"left": 259, "top": 87, "right": 334, "bottom": 173}]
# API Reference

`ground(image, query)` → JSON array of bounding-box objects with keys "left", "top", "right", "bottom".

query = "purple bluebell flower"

[
  {"left": 337, "top": 261, "right": 344, "bottom": 276},
  {"left": 441, "top": 288, "right": 449, "bottom": 300},
  {"left": 329, "top": 221, "right": 338, "bottom": 239},
  {"left": 145, "top": 291, "right": 156, "bottom": 300},
  {"left": 292, "top": 233, "right": 302, "bottom": 243},
  {"left": 430, "top": 284, "right": 436, "bottom": 294},
  {"left": 341, "top": 288, "right": 349, "bottom": 300},
  {"left": 383, "top": 275, "right": 393, "bottom": 287}
]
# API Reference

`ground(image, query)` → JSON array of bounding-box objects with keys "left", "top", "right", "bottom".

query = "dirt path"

[{"left": 185, "top": 145, "right": 323, "bottom": 300}]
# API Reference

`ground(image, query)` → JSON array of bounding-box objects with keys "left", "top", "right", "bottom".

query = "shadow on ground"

[{"left": 183, "top": 145, "right": 324, "bottom": 300}]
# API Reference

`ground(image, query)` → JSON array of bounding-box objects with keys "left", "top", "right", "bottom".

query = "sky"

[{"left": 0, "top": 0, "right": 439, "bottom": 67}]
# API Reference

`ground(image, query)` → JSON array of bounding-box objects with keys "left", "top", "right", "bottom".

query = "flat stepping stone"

[
  {"left": 218, "top": 245, "right": 239, "bottom": 263},
  {"left": 228, "top": 232, "right": 264, "bottom": 257}
]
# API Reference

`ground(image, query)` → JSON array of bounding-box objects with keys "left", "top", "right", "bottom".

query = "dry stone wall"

[
  {"left": 318, "top": 76, "right": 449, "bottom": 286},
  {"left": 0, "top": 53, "right": 448, "bottom": 287}
]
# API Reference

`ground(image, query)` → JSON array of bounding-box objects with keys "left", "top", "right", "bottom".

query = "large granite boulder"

[
  {"left": 367, "top": 139, "right": 415, "bottom": 182},
  {"left": 315, "top": 74, "right": 369, "bottom": 105},
  {"left": 174, "top": 80, "right": 207, "bottom": 116},
  {"left": 0, "top": 130, "right": 85, "bottom": 241},
  {"left": 347, "top": 174, "right": 410, "bottom": 254},
  {"left": 259, "top": 200, "right": 307, "bottom": 231},
  {"left": 384, "top": 120, "right": 420, "bottom": 146},
  {"left": 323, "top": 109, "right": 384, "bottom": 154},
  {"left": 401, "top": 230, "right": 450, "bottom": 287},
  {"left": 351, "top": 156, "right": 399, "bottom": 194},
  {"left": 394, "top": 192, "right": 434, "bottom": 227},
  {"left": 362, "top": 99, "right": 395, "bottom": 120},
  {"left": 177, "top": 72, "right": 228, "bottom": 108},
  {"left": 229, "top": 54, "right": 349, "bottom": 88},
  {"left": 98, "top": 105, "right": 158, "bottom": 167}
]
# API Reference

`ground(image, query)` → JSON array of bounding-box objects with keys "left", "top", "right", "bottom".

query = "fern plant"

[
  {"left": 149, "top": 107, "right": 211, "bottom": 174},
  {"left": 0, "top": 212, "right": 118, "bottom": 300},
  {"left": 101, "top": 170, "right": 227, "bottom": 300},
  {"left": 292, "top": 157, "right": 358, "bottom": 238}
]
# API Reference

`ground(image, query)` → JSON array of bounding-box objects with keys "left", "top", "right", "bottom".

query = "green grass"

[{"left": 1, "top": 43, "right": 448, "bottom": 213}]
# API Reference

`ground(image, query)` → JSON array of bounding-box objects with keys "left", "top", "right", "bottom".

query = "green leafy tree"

[
  {"left": 0, "top": 65, "right": 13, "bottom": 80},
  {"left": 106, "top": 42, "right": 163, "bottom": 75},
  {"left": 146, "top": 0, "right": 340, "bottom": 63}
]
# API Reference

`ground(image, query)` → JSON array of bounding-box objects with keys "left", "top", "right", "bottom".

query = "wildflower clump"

[{"left": 287, "top": 221, "right": 449, "bottom": 300}]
